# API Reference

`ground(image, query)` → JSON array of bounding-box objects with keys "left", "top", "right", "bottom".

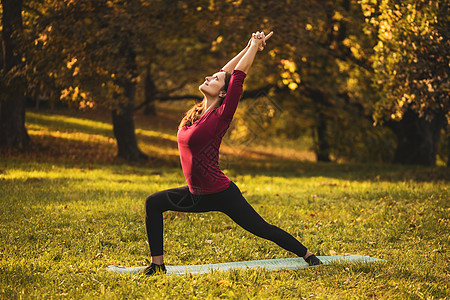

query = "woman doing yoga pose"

[{"left": 143, "top": 31, "right": 322, "bottom": 275}]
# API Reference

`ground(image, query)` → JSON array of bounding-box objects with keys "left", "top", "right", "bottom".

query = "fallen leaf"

[{"left": 217, "top": 280, "right": 232, "bottom": 287}]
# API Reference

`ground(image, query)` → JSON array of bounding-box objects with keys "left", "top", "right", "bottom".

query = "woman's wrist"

[{"left": 249, "top": 43, "right": 259, "bottom": 50}]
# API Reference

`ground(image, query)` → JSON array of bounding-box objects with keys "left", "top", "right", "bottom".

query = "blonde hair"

[{"left": 178, "top": 100, "right": 207, "bottom": 130}]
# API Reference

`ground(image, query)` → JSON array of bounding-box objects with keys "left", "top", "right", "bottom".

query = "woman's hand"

[
  {"left": 223, "top": 32, "right": 272, "bottom": 72},
  {"left": 233, "top": 31, "right": 274, "bottom": 74},
  {"left": 250, "top": 31, "right": 273, "bottom": 51}
]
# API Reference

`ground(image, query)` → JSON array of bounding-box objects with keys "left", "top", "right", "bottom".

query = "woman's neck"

[{"left": 202, "top": 95, "right": 221, "bottom": 115}]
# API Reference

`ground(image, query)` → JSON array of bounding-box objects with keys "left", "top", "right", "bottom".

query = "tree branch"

[{"left": 135, "top": 84, "right": 279, "bottom": 110}]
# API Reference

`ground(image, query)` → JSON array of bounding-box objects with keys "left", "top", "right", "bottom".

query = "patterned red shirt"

[{"left": 177, "top": 69, "right": 247, "bottom": 194}]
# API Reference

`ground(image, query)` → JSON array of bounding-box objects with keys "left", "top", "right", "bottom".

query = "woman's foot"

[
  {"left": 142, "top": 263, "right": 167, "bottom": 275},
  {"left": 304, "top": 250, "right": 323, "bottom": 266},
  {"left": 305, "top": 254, "right": 322, "bottom": 266}
]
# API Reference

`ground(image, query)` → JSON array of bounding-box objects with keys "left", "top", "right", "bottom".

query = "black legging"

[{"left": 144, "top": 181, "right": 308, "bottom": 257}]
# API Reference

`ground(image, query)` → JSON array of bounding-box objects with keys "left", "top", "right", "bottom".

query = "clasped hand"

[{"left": 249, "top": 31, "right": 273, "bottom": 51}]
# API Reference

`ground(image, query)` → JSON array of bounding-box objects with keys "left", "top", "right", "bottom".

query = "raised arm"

[
  {"left": 235, "top": 31, "right": 272, "bottom": 74},
  {"left": 216, "top": 31, "right": 273, "bottom": 122},
  {"left": 221, "top": 31, "right": 273, "bottom": 72},
  {"left": 221, "top": 38, "right": 252, "bottom": 72}
]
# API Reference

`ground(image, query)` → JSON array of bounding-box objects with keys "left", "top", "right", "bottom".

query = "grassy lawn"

[{"left": 0, "top": 107, "right": 448, "bottom": 299}]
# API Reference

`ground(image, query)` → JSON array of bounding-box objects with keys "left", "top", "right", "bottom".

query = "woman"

[{"left": 143, "top": 31, "right": 322, "bottom": 275}]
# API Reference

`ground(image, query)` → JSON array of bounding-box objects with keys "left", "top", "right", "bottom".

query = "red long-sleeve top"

[{"left": 177, "top": 69, "right": 247, "bottom": 195}]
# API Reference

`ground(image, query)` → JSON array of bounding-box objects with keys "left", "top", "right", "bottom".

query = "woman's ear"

[{"left": 219, "top": 90, "right": 227, "bottom": 98}]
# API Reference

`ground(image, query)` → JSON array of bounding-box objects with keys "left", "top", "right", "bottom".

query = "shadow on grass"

[
  {"left": 2, "top": 156, "right": 448, "bottom": 195},
  {"left": 1, "top": 135, "right": 182, "bottom": 169},
  {"left": 9, "top": 109, "right": 448, "bottom": 184},
  {"left": 26, "top": 111, "right": 114, "bottom": 138},
  {"left": 223, "top": 158, "right": 449, "bottom": 183}
]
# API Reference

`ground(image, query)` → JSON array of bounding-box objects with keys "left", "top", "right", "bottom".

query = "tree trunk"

[
  {"left": 447, "top": 133, "right": 450, "bottom": 167},
  {"left": 316, "top": 111, "right": 331, "bottom": 162},
  {"left": 0, "top": 0, "right": 30, "bottom": 148},
  {"left": 143, "top": 66, "right": 157, "bottom": 116},
  {"left": 388, "top": 109, "right": 445, "bottom": 166},
  {"left": 309, "top": 89, "right": 331, "bottom": 162},
  {"left": 111, "top": 30, "right": 148, "bottom": 162},
  {"left": 112, "top": 80, "right": 148, "bottom": 162}
]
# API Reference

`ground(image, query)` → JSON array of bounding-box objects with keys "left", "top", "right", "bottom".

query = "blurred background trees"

[
  {"left": 361, "top": 0, "right": 449, "bottom": 165},
  {"left": 1, "top": 0, "right": 448, "bottom": 166}
]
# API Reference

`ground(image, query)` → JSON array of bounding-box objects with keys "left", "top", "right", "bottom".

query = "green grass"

[{"left": 0, "top": 108, "right": 449, "bottom": 299}]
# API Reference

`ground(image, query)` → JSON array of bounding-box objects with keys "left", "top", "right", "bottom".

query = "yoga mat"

[{"left": 107, "top": 255, "right": 383, "bottom": 275}]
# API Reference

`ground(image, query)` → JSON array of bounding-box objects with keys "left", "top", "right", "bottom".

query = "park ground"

[{"left": 0, "top": 104, "right": 448, "bottom": 299}]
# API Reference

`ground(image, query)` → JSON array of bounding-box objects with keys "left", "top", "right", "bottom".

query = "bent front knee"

[{"left": 145, "top": 193, "right": 160, "bottom": 214}]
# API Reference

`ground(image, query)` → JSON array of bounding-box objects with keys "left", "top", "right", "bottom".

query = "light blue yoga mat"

[{"left": 107, "top": 255, "right": 383, "bottom": 276}]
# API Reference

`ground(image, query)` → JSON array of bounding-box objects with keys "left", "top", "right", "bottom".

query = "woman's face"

[{"left": 199, "top": 71, "right": 226, "bottom": 96}]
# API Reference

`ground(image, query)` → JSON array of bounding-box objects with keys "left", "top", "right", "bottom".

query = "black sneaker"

[
  {"left": 305, "top": 254, "right": 323, "bottom": 266},
  {"left": 142, "top": 263, "right": 167, "bottom": 275}
]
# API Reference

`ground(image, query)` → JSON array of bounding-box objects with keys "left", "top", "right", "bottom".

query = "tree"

[
  {"left": 43, "top": 0, "right": 151, "bottom": 161},
  {"left": 362, "top": 0, "right": 449, "bottom": 165},
  {"left": 259, "top": 0, "right": 391, "bottom": 162},
  {"left": 0, "top": 0, "right": 30, "bottom": 148},
  {"left": 29, "top": 0, "right": 216, "bottom": 161}
]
